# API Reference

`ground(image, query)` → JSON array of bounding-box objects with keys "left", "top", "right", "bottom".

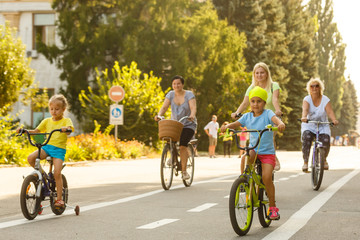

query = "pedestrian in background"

[
  {"left": 219, "top": 121, "right": 233, "bottom": 158},
  {"left": 204, "top": 115, "right": 219, "bottom": 158}
]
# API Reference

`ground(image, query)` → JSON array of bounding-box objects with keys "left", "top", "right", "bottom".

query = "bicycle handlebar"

[
  {"left": 156, "top": 115, "right": 192, "bottom": 123},
  {"left": 229, "top": 124, "right": 277, "bottom": 151},
  {"left": 17, "top": 128, "right": 72, "bottom": 147},
  {"left": 297, "top": 118, "right": 334, "bottom": 126}
]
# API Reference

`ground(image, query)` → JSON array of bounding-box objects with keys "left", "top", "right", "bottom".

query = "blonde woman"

[
  {"left": 301, "top": 78, "right": 339, "bottom": 172},
  {"left": 231, "top": 62, "right": 282, "bottom": 170}
]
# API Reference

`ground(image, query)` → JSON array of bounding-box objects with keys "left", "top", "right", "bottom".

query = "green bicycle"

[{"left": 228, "top": 125, "right": 278, "bottom": 236}]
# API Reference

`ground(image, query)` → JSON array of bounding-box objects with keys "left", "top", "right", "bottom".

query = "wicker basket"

[{"left": 158, "top": 119, "right": 184, "bottom": 141}]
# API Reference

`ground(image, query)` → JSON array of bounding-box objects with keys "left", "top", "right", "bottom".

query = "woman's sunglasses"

[{"left": 311, "top": 84, "right": 320, "bottom": 88}]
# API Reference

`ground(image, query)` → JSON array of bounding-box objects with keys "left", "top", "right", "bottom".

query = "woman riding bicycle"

[
  {"left": 301, "top": 78, "right": 339, "bottom": 172},
  {"left": 155, "top": 75, "right": 197, "bottom": 180},
  {"left": 231, "top": 62, "right": 282, "bottom": 171},
  {"left": 222, "top": 86, "right": 285, "bottom": 220}
]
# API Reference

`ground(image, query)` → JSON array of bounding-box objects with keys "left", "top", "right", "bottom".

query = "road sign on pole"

[
  {"left": 110, "top": 104, "right": 123, "bottom": 125},
  {"left": 108, "top": 86, "right": 125, "bottom": 142},
  {"left": 109, "top": 86, "right": 125, "bottom": 102}
]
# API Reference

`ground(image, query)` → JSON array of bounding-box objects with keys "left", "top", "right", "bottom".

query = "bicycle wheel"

[
  {"left": 183, "top": 144, "right": 195, "bottom": 187},
  {"left": 311, "top": 147, "right": 325, "bottom": 190},
  {"left": 258, "top": 186, "right": 272, "bottom": 227},
  {"left": 229, "top": 177, "right": 253, "bottom": 236},
  {"left": 160, "top": 143, "right": 174, "bottom": 190},
  {"left": 50, "top": 174, "right": 68, "bottom": 215},
  {"left": 20, "top": 174, "right": 43, "bottom": 220}
]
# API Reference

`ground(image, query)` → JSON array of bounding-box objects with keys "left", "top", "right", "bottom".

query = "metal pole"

[{"left": 115, "top": 125, "right": 118, "bottom": 142}]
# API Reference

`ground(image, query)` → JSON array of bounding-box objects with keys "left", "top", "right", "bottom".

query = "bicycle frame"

[{"left": 231, "top": 125, "right": 276, "bottom": 203}]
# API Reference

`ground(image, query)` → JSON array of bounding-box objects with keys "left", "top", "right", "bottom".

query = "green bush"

[{"left": 0, "top": 116, "right": 31, "bottom": 166}]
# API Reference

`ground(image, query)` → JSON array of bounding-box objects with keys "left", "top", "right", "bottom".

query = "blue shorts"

[{"left": 42, "top": 145, "right": 66, "bottom": 161}]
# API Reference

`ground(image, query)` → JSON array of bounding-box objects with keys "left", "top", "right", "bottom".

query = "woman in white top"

[{"left": 301, "top": 78, "right": 339, "bottom": 172}]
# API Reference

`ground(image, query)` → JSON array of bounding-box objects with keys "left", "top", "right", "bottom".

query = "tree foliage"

[
  {"left": 307, "top": 0, "right": 346, "bottom": 117},
  {"left": 333, "top": 79, "right": 358, "bottom": 136},
  {"left": 0, "top": 22, "right": 35, "bottom": 116},
  {"left": 79, "top": 61, "right": 167, "bottom": 143},
  {"left": 277, "top": 0, "right": 318, "bottom": 150}
]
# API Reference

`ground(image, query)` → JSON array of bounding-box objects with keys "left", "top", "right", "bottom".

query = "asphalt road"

[{"left": 0, "top": 146, "right": 359, "bottom": 240}]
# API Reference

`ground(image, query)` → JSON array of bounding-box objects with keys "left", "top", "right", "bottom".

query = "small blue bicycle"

[
  {"left": 17, "top": 128, "right": 80, "bottom": 220},
  {"left": 299, "top": 119, "right": 333, "bottom": 190}
]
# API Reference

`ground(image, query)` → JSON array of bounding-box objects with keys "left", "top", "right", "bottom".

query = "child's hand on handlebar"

[
  {"left": 220, "top": 124, "right": 228, "bottom": 133},
  {"left": 61, "top": 127, "right": 72, "bottom": 134},
  {"left": 277, "top": 123, "right": 285, "bottom": 132}
]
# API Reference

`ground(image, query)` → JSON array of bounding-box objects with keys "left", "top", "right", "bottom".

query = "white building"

[{"left": 0, "top": 0, "right": 78, "bottom": 131}]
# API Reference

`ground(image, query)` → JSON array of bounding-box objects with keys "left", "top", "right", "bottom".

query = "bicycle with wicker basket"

[{"left": 157, "top": 116, "right": 197, "bottom": 190}]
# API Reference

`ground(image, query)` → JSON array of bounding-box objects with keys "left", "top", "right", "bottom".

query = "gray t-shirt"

[{"left": 165, "top": 90, "right": 197, "bottom": 131}]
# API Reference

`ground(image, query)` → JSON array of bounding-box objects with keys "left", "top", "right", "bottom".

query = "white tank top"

[{"left": 301, "top": 95, "right": 331, "bottom": 136}]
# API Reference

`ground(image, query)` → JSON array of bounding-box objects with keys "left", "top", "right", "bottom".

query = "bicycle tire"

[
  {"left": 258, "top": 187, "right": 272, "bottom": 227},
  {"left": 50, "top": 174, "right": 68, "bottom": 215},
  {"left": 229, "top": 177, "right": 253, "bottom": 236},
  {"left": 160, "top": 143, "right": 174, "bottom": 190},
  {"left": 311, "top": 147, "right": 325, "bottom": 190},
  {"left": 183, "top": 144, "right": 195, "bottom": 187},
  {"left": 20, "top": 174, "right": 43, "bottom": 220}
]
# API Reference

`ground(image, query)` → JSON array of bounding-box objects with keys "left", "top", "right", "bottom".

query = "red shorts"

[{"left": 255, "top": 153, "right": 276, "bottom": 168}]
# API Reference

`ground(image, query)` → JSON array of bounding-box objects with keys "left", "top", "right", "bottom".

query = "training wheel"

[{"left": 75, "top": 205, "right": 80, "bottom": 215}]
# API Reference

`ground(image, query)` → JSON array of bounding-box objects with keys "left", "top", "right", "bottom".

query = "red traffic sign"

[{"left": 109, "top": 86, "right": 125, "bottom": 102}]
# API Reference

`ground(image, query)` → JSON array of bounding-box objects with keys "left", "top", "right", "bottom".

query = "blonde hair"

[
  {"left": 306, "top": 78, "right": 325, "bottom": 95},
  {"left": 49, "top": 94, "right": 69, "bottom": 109},
  {"left": 251, "top": 62, "right": 273, "bottom": 92}
]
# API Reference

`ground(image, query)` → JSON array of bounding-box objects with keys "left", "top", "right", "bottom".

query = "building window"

[
  {"left": 33, "top": 13, "right": 56, "bottom": 49},
  {"left": 31, "top": 88, "right": 54, "bottom": 127}
]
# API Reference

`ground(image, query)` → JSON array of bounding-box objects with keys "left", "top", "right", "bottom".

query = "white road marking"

[
  {"left": 0, "top": 174, "right": 238, "bottom": 229},
  {"left": 224, "top": 195, "right": 229, "bottom": 198},
  {"left": 187, "top": 203, "right": 218, "bottom": 212},
  {"left": 263, "top": 169, "right": 360, "bottom": 240},
  {"left": 278, "top": 177, "right": 290, "bottom": 181},
  {"left": 137, "top": 219, "right": 179, "bottom": 229}
]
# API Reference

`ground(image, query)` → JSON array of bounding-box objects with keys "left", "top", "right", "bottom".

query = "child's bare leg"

[
  {"left": 53, "top": 158, "right": 64, "bottom": 201},
  {"left": 241, "top": 151, "right": 256, "bottom": 173},
  {"left": 262, "top": 163, "right": 276, "bottom": 207},
  {"left": 27, "top": 150, "right": 47, "bottom": 167}
]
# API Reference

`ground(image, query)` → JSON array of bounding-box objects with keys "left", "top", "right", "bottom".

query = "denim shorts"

[{"left": 42, "top": 145, "right": 66, "bottom": 161}]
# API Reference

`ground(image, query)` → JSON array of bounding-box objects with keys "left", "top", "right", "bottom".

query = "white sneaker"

[
  {"left": 182, "top": 171, "right": 190, "bottom": 180},
  {"left": 302, "top": 163, "right": 308, "bottom": 172}
]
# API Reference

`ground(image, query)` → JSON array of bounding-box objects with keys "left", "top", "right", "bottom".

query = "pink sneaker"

[{"left": 267, "top": 207, "right": 280, "bottom": 220}]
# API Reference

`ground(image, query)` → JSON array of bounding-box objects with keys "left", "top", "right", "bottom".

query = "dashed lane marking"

[
  {"left": 187, "top": 203, "right": 218, "bottom": 212},
  {"left": 137, "top": 219, "right": 179, "bottom": 229}
]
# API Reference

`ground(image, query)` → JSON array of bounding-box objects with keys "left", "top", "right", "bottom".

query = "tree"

[
  {"left": 333, "top": 79, "right": 358, "bottom": 136},
  {"left": 167, "top": 2, "right": 248, "bottom": 149},
  {"left": 307, "top": 0, "right": 346, "bottom": 118},
  {"left": 277, "top": 0, "right": 318, "bottom": 150},
  {"left": 0, "top": 22, "right": 35, "bottom": 116},
  {"left": 79, "top": 61, "right": 167, "bottom": 143},
  {"left": 212, "top": 0, "right": 267, "bottom": 72},
  {"left": 39, "top": 0, "right": 199, "bottom": 120}
]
